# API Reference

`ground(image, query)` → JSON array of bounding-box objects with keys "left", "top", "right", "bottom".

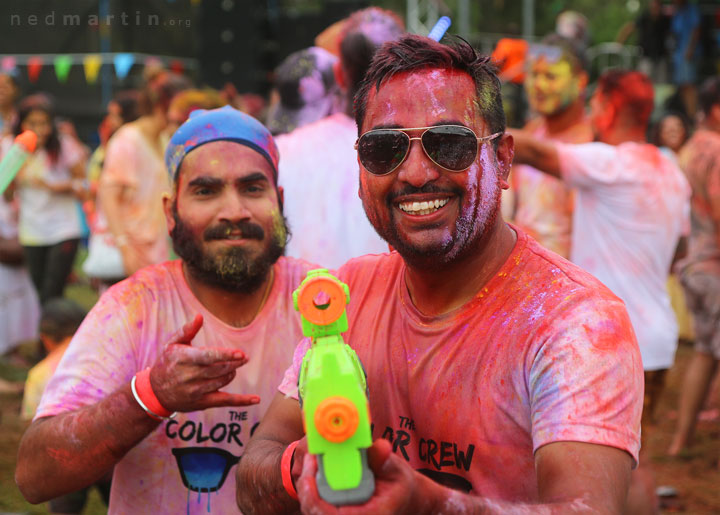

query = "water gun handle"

[{"left": 0, "top": 131, "right": 37, "bottom": 196}]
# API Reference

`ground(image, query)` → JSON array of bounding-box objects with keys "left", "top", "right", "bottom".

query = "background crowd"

[{"left": 1, "top": 0, "right": 720, "bottom": 513}]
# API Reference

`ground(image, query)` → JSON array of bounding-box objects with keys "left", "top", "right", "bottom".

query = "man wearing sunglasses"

[
  {"left": 512, "top": 70, "right": 690, "bottom": 513},
  {"left": 238, "top": 35, "right": 642, "bottom": 513},
  {"left": 508, "top": 34, "right": 592, "bottom": 259},
  {"left": 16, "top": 107, "right": 317, "bottom": 513}
]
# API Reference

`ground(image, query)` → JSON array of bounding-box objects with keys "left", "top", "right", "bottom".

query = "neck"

[
  {"left": 182, "top": 262, "right": 275, "bottom": 328},
  {"left": 543, "top": 97, "right": 586, "bottom": 135},
  {"left": 600, "top": 125, "right": 646, "bottom": 145},
  {"left": 136, "top": 114, "right": 164, "bottom": 143},
  {"left": 403, "top": 217, "right": 517, "bottom": 317},
  {"left": 701, "top": 116, "right": 720, "bottom": 133}
]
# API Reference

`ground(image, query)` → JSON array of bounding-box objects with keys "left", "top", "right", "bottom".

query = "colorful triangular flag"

[
  {"left": 54, "top": 55, "right": 72, "bottom": 83},
  {"left": 170, "top": 59, "right": 184, "bottom": 75},
  {"left": 83, "top": 55, "right": 102, "bottom": 84},
  {"left": 1, "top": 56, "right": 16, "bottom": 74},
  {"left": 114, "top": 53, "right": 134, "bottom": 79},
  {"left": 27, "top": 57, "right": 43, "bottom": 83}
]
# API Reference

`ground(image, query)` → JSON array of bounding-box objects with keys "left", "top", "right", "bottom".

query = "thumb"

[
  {"left": 367, "top": 438, "right": 393, "bottom": 473},
  {"left": 173, "top": 314, "right": 203, "bottom": 346}
]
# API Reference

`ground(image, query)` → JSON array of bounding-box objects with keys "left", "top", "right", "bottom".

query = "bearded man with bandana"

[{"left": 16, "top": 107, "right": 318, "bottom": 514}]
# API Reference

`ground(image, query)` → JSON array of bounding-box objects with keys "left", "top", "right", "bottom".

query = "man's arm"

[
  {"left": 16, "top": 315, "right": 258, "bottom": 503},
  {"left": 236, "top": 392, "right": 306, "bottom": 514},
  {"left": 509, "top": 129, "right": 563, "bottom": 178},
  {"left": 295, "top": 441, "right": 632, "bottom": 514},
  {"left": 16, "top": 384, "right": 160, "bottom": 503}
]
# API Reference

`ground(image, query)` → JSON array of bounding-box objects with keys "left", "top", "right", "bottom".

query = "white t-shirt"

[
  {"left": 36, "top": 257, "right": 316, "bottom": 514},
  {"left": 8, "top": 135, "right": 86, "bottom": 245},
  {"left": 277, "top": 113, "right": 388, "bottom": 269},
  {"left": 0, "top": 197, "right": 39, "bottom": 353},
  {"left": 558, "top": 142, "right": 691, "bottom": 370}
]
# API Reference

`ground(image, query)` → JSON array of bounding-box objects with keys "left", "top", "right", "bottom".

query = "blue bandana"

[{"left": 165, "top": 105, "right": 279, "bottom": 182}]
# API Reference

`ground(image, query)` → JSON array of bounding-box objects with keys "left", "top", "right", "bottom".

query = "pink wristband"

[
  {"left": 135, "top": 368, "right": 173, "bottom": 418},
  {"left": 281, "top": 440, "right": 300, "bottom": 500}
]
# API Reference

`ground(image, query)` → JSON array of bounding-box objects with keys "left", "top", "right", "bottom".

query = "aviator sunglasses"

[{"left": 355, "top": 124, "right": 503, "bottom": 176}]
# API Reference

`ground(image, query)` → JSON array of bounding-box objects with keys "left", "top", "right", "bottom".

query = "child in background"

[{"left": 21, "top": 298, "right": 112, "bottom": 514}]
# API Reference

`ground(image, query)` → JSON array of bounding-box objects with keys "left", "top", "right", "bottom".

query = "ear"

[
  {"left": 333, "top": 60, "right": 348, "bottom": 92},
  {"left": 276, "top": 185, "right": 284, "bottom": 211},
  {"left": 163, "top": 191, "right": 176, "bottom": 234},
  {"left": 495, "top": 133, "right": 514, "bottom": 190}
]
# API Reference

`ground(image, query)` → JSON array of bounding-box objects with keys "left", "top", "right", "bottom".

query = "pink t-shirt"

[
  {"left": 37, "top": 257, "right": 316, "bottom": 514},
  {"left": 279, "top": 228, "right": 642, "bottom": 502},
  {"left": 557, "top": 142, "right": 691, "bottom": 370}
]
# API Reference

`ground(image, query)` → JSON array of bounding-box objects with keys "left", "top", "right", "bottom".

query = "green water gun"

[{"left": 293, "top": 269, "right": 374, "bottom": 505}]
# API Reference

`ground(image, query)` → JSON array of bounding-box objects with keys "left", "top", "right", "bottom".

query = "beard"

[
  {"left": 364, "top": 166, "right": 501, "bottom": 269},
  {"left": 171, "top": 205, "right": 290, "bottom": 294}
]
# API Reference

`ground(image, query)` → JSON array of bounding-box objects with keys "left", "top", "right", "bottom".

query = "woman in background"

[{"left": 8, "top": 94, "right": 87, "bottom": 304}]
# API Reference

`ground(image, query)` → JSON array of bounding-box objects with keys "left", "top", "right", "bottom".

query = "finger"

[
  {"left": 194, "top": 360, "right": 249, "bottom": 379},
  {"left": 367, "top": 438, "right": 393, "bottom": 473},
  {"left": 291, "top": 437, "right": 308, "bottom": 481},
  {"left": 198, "top": 370, "right": 238, "bottom": 392},
  {"left": 173, "top": 314, "right": 204, "bottom": 346},
  {"left": 199, "top": 391, "right": 261, "bottom": 408},
  {"left": 172, "top": 346, "right": 247, "bottom": 366}
]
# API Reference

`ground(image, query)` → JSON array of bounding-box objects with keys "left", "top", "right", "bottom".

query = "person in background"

[
  {"left": 165, "top": 87, "right": 226, "bottom": 136},
  {"left": 491, "top": 36, "right": 529, "bottom": 128},
  {"left": 513, "top": 70, "right": 691, "bottom": 514},
  {"left": 617, "top": 0, "right": 671, "bottom": 83},
  {"left": 85, "top": 90, "right": 141, "bottom": 232},
  {"left": 507, "top": 34, "right": 592, "bottom": 259},
  {"left": 20, "top": 298, "right": 112, "bottom": 515},
  {"left": 0, "top": 71, "right": 19, "bottom": 136},
  {"left": 650, "top": 111, "right": 696, "bottom": 350},
  {"left": 671, "top": 0, "right": 702, "bottom": 116},
  {"left": 668, "top": 77, "right": 720, "bottom": 461},
  {"left": 4, "top": 94, "right": 87, "bottom": 304},
  {"left": 97, "top": 71, "right": 190, "bottom": 277},
  {"left": 651, "top": 110, "right": 692, "bottom": 159},
  {"left": 265, "top": 47, "right": 342, "bottom": 136},
  {"left": 276, "top": 7, "right": 404, "bottom": 269},
  {"left": 0, "top": 194, "right": 39, "bottom": 356}
]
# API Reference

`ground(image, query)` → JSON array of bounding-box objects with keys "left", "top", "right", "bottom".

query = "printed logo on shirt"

[
  {"left": 378, "top": 414, "right": 475, "bottom": 493},
  {"left": 165, "top": 410, "right": 260, "bottom": 513}
]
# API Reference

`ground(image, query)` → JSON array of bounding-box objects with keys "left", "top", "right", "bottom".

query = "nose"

[
  {"left": 217, "top": 190, "right": 252, "bottom": 223},
  {"left": 395, "top": 137, "right": 441, "bottom": 188}
]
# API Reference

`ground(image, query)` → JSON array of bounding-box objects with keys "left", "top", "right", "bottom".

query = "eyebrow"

[
  {"left": 235, "top": 172, "right": 270, "bottom": 186},
  {"left": 187, "top": 176, "right": 224, "bottom": 189},
  {"left": 186, "top": 172, "right": 270, "bottom": 190},
  {"left": 370, "top": 119, "right": 469, "bottom": 130}
]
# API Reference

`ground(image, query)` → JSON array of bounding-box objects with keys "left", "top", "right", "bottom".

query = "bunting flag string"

[
  {"left": 83, "top": 55, "right": 102, "bottom": 84},
  {"left": 1, "top": 56, "right": 17, "bottom": 74},
  {"left": 54, "top": 55, "right": 72, "bottom": 83},
  {"left": 27, "top": 57, "right": 43, "bottom": 83},
  {"left": 0, "top": 52, "right": 197, "bottom": 84},
  {"left": 113, "top": 53, "right": 134, "bottom": 79}
]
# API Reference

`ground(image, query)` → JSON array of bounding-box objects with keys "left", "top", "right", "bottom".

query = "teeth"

[{"left": 398, "top": 198, "right": 449, "bottom": 214}]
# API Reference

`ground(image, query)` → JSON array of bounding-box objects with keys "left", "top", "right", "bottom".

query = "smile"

[{"left": 398, "top": 198, "right": 449, "bottom": 216}]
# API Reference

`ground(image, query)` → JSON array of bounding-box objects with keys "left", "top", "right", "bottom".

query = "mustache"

[
  {"left": 203, "top": 221, "right": 265, "bottom": 241},
  {"left": 387, "top": 183, "right": 462, "bottom": 203}
]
